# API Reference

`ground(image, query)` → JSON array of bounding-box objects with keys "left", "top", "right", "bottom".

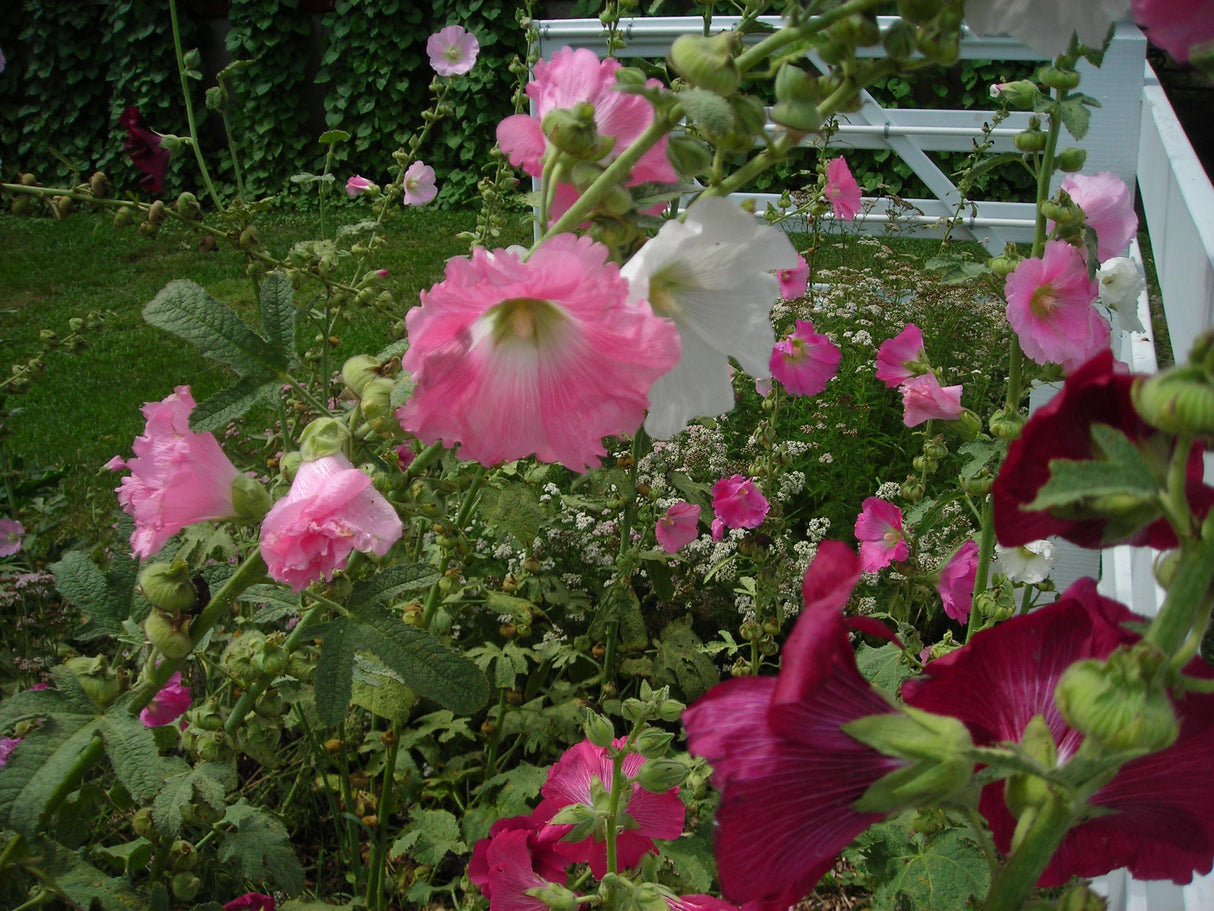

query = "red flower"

[
  {"left": 993, "top": 350, "right": 1214, "bottom": 549},
  {"left": 119, "top": 106, "right": 171, "bottom": 194},
  {"left": 469, "top": 813, "right": 566, "bottom": 905},
  {"left": 903, "top": 577, "right": 1214, "bottom": 886},
  {"left": 224, "top": 895, "right": 275, "bottom": 911},
  {"left": 682, "top": 542, "right": 905, "bottom": 910}
]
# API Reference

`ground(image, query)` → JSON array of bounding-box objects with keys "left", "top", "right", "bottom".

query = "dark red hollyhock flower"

[
  {"left": 468, "top": 811, "right": 567, "bottom": 903},
  {"left": 903, "top": 578, "right": 1214, "bottom": 886},
  {"left": 993, "top": 349, "right": 1214, "bottom": 550},
  {"left": 223, "top": 894, "right": 275, "bottom": 911},
  {"left": 120, "top": 106, "right": 170, "bottom": 194},
  {"left": 682, "top": 542, "right": 906, "bottom": 911}
]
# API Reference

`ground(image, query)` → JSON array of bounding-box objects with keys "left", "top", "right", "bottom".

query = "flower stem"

[
  {"left": 168, "top": 0, "right": 223, "bottom": 210},
  {"left": 983, "top": 790, "right": 1078, "bottom": 911}
]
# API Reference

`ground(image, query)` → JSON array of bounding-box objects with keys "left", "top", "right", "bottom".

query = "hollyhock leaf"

[
  {"left": 144, "top": 281, "right": 282, "bottom": 376},
  {"left": 52, "top": 549, "right": 134, "bottom": 641},
  {"left": 870, "top": 825, "right": 990, "bottom": 909},
  {"left": 347, "top": 562, "right": 442, "bottom": 609},
  {"left": 478, "top": 481, "right": 547, "bottom": 548},
  {"left": 258, "top": 270, "right": 298, "bottom": 366},
  {"left": 856, "top": 642, "right": 915, "bottom": 695},
  {"left": 190, "top": 376, "right": 279, "bottom": 434},
  {"left": 0, "top": 714, "right": 103, "bottom": 833},
  {"left": 1058, "top": 95, "right": 1095, "bottom": 141},
  {"left": 218, "top": 802, "right": 304, "bottom": 894},
  {"left": 390, "top": 808, "right": 466, "bottom": 866},
  {"left": 153, "top": 762, "right": 235, "bottom": 840},
  {"left": 1027, "top": 424, "right": 1160, "bottom": 512},
  {"left": 100, "top": 708, "right": 165, "bottom": 801}
]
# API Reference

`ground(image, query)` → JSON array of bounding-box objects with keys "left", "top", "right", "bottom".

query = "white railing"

[{"left": 534, "top": 16, "right": 1214, "bottom": 910}]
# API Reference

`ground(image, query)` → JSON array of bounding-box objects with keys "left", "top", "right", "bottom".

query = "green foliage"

[
  {"left": 851, "top": 813, "right": 990, "bottom": 910},
  {"left": 51, "top": 543, "right": 140, "bottom": 641},
  {"left": 218, "top": 800, "right": 306, "bottom": 894}
]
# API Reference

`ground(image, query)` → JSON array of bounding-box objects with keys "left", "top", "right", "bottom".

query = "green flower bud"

[
  {"left": 881, "top": 19, "right": 919, "bottom": 61},
  {"left": 132, "top": 807, "right": 156, "bottom": 839},
  {"left": 169, "top": 839, "right": 198, "bottom": 872},
  {"left": 528, "top": 883, "right": 581, "bottom": 911},
  {"left": 1014, "top": 129, "right": 1048, "bottom": 153},
  {"left": 668, "top": 31, "right": 742, "bottom": 96},
  {"left": 360, "top": 376, "right": 396, "bottom": 427},
  {"left": 341, "top": 354, "right": 381, "bottom": 396},
  {"left": 238, "top": 225, "right": 262, "bottom": 251},
  {"left": 1038, "top": 65, "right": 1081, "bottom": 91},
  {"left": 989, "top": 80, "right": 1041, "bottom": 110},
  {"left": 989, "top": 407, "right": 1026, "bottom": 440},
  {"left": 542, "top": 103, "right": 612, "bottom": 161},
  {"left": 633, "top": 727, "right": 674, "bottom": 759},
  {"left": 657, "top": 698, "right": 686, "bottom": 722},
  {"left": 987, "top": 254, "right": 1020, "bottom": 277},
  {"left": 636, "top": 757, "right": 687, "bottom": 793},
  {"left": 1057, "top": 147, "right": 1088, "bottom": 173},
  {"left": 146, "top": 199, "right": 167, "bottom": 226},
  {"left": 1003, "top": 715, "right": 1057, "bottom": 820},
  {"left": 171, "top": 872, "right": 201, "bottom": 902},
  {"left": 88, "top": 171, "right": 112, "bottom": 198},
  {"left": 139, "top": 561, "right": 198, "bottom": 614},
  {"left": 65, "top": 655, "right": 126, "bottom": 708},
  {"left": 279, "top": 450, "right": 302, "bottom": 482},
  {"left": 829, "top": 13, "right": 881, "bottom": 48},
  {"left": 583, "top": 711, "right": 616, "bottom": 748},
  {"left": 896, "top": 0, "right": 939, "bottom": 24},
  {"left": 1132, "top": 365, "right": 1214, "bottom": 439},
  {"left": 1054, "top": 648, "right": 1179, "bottom": 754},
  {"left": 665, "top": 134, "right": 713, "bottom": 177},
  {"left": 176, "top": 192, "right": 201, "bottom": 221},
  {"left": 231, "top": 474, "right": 271, "bottom": 522},
  {"left": 143, "top": 610, "right": 194, "bottom": 660},
  {"left": 846, "top": 707, "right": 974, "bottom": 812},
  {"left": 300, "top": 416, "right": 350, "bottom": 461},
  {"left": 771, "top": 64, "right": 824, "bottom": 133}
]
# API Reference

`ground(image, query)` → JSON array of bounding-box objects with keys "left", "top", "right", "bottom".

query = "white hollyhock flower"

[
  {"left": 964, "top": 0, "right": 1130, "bottom": 57},
  {"left": 622, "top": 196, "right": 798, "bottom": 440},
  {"left": 996, "top": 539, "right": 1056, "bottom": 584},
  {"left": 1096, "top": 256, "right": 1147, "bottom": 332}
]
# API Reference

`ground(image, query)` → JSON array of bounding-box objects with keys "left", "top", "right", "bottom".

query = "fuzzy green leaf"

[
  {"left": 53, "top": 550, "right": 133, "bottom": 642},
  {"left": 652, "top": 615, "right": 719, "bottom": 702},
  {"left": 153, "top": 762, "right": 236, "bottom": 839},
  {"left": 99, "top": 709, "right": 164, "bottom": 802},
  {"left": 0, "top": 715, "right": 101, "bottom": 833},
  {"left": 143, "top": 280, "right": 283, "bottom": 376},
  {"left": 1028, "top": 424, "right": 1158, "bottom": 511},
  {"left": 31, "top": 837, "right": 147, "bottom": 911},
  {"left": 478, "top": 480, "right": 546, "bottom": 547},
  {"left": 190, "top": 376, "right": 280, "bottom": 433},
  {"left": 219, "top": 801, "right": 305, "bottom": 894},
  {"left": 872, "top": 826, "right": 989, "bottom": 910},
  {"left": 258, "top": 270, "right": 298, "bottom": 366},
  {"left": 312, "top": 616, "right": 361, "bottom": 726},
  {"left": 856, "top": 642, "right": 914, "bottom": 696},
  {"left": 391, "top": 808, "right": 466, "bottom": 866},
  {"left": 348, "top": 562, "right": 441, "bottom": 608}
]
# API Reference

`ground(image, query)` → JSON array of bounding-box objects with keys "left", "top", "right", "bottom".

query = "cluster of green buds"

[
  {"left": 140, "top": 561, "right": 204, "bottom": 659},
  {"left": 1133, "top": 329, "right": 1214, "bottom": 441},
  {"left": 64, "top": 655, "right": 128, "bottom": 710}
]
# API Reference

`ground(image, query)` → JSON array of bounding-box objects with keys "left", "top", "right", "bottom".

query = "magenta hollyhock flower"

[
  {"left": 875, "top": 323, "right": 927, "bottom": 388},
  {"left": 667, "top": 897, "right": 742, "bottom": 911},
  {"left": 1004, "top": 240, "right": 1103, "bottom": 369},
  {"left": 711, "top": 475, "right": 770, "bottom": 531},
  {"left": 993, "top": 350, "right": 1214, "bottom": 550},
  {"left": 683, "top": 542, "right": 907, "bottom": 910},
  {"left": 108, "top": 386, "right": 241, "bottom": 559},
  {"left": 397, "top": 234, "right": 679, "bottom": 472},
  {"left": 900, "top": 373, "right": 965, "bottom": 427},
  {"left": 0, "top": 736, "right": 20, "bottom": 768},
  {"left": 139, "top": 671, "right": 192, "bottom": 728},
  {"left": 427, "top": 25, "right": 479, "bottom": 76},
  {"left": 854, "top": 497, "right": 908, "bottom": 573},
  {"left": 769, "top": 319, "right": 841, "bottom": 397},
  {"left": 259, "top": 453, "right": 403, "bottom": 592},
  {"left": 1059, "top": 171, "right": 1138, "bottom": 262},
  {"left": 1134, "top": 0, "right": 1214, "bottom": 63},
  {"left": 469, "top": 812, "right": 567, "bottom": 904},
  {"left": 534, "top": 738, "right": 684, "bottom": 877},
  {"left": 496, "top": 47, "right": 677, "bottom": 219},
  {"left": 223, "top": 895, "right": 275, "bottom": 911},
  {"left": 825, "top": 157, "right": 861, "bottom": 221},
  {"left": 119, "top": 106, "right": 171, "bottom": 194},
  {"left": 655, "top": 501, "right": 701, "bottom": 553},
  {"left": 935, "top": 539, "right": 978, "bottom": 624},
  {"left": 345, "top": 174, "right": 375, "bottom": 196},
  {"left": 402, "top": 160, "right": 437, "bottom": 206},
  {"left": 777, "top": 255, "right": 809, "bottom": 299},
  {"left": 903, "top": 577, "right": 1214, "bottom": 887},
  {"left": 0, "top": 518, "right": 23, "bottom": 557}
]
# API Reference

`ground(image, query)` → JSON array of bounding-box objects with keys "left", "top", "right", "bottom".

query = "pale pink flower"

[
  {"left": 0, "top": 518, "right": 23, "bottom": 557},
  {"left": 1059, "top": 172, "right": 1138, "bottom": 262},
  {"left": 900, "top": 373, "right": 965, "bottom": 427},
  {"left": 345, "top": 174, "right": 375, "bottom": 197},
  {"left": 855, "top": 497, "right": 908, "bottom": 572},
  {"left": 711, "top": 475, "right": 770, "bottom": 531},
  {"left": 427, "top": 25, "right": 479, "bottom": 76},
  {"left": 875, "top": 323, "right": 927, "bottom": 388},
  {"left": 777, "top": 255, "right": 809, "bottom": 299},
  {"left": 402, "top": 161, "right": 437, "bottom": 206},
  {"left": 109, "top": 386, "right": 241, "bottom": 559},
  {"left": 1004, "top": 240, "right": 1102, "bottom": 369},
  {"left": 1134, "top": 0, "right": 1214, "bottom": 65},
  {"left": 825, "top": 157, "right": 861, "bottom": 221},
  {"left": 936, "top": 540, "right": 979, "bottom": 623},
  {"left": 496, "top": 47, "right": 677, "bottom": 219},
  {"left": 259, "top": 453, "right": 403, "bottom": 592},
  {"left": 397, "top": 234, "right": 679, "bottom": 472},
  {"left": 769, "top": 319, "right": 840, "bottom": 397},
  {"left": 139, "top": 671, "right": 192, "bottom": 727},
  {"left": 656, "top": 501, "right": 701, "bottom": 553}
]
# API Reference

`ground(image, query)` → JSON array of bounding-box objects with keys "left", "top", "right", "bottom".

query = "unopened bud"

[
  {"left": 144, "top": 609, "right": 194, "bottom": 660},
  {"left": 1056, "top": 147, "right": 1088, "bottom": 173},
  {"left": 1132, "top": 365, "right": 1214, "bottom": 439},
  {"left": 633, "top": 727, "right": 674, "bottom": 758},
  {"left": 300, "top": 416, "right": 350, "bottom": 461},
  {"left": 636, "top": 757, "right": 687, "bottom": 793},
  {"left": 1055, "top": 648, "right": 1179, "bottom": 754},
  {"left": 139, "top": 561, "right": 198, "bottom": 614},
  {"left": 989, "top": 80, "right": 1041, "bottom": 110},
  {"left": 89, "top": 171, "right": 112, "bottom": 198},
  {"left": 845, "top": 707, "right": 974, "bottom": 812},
  {"left": 1038, "top": 65, "right": 1081, "bottom": 91},
  {"left": 669, "top": 31, "right": 742, "bottom": 96},
  {"left": 231, "top": 474, "right": 271, "bottom": 521},
  {"left": 583, "top": 712, "right": 616, "bottom": 748},
  {"left": 772, "top": 63, "right": 823, "bottom": 133},
  {"left": 176, "top": 192, "right": 201, "bottom": 221},
  {"left": 542, "top": 103, "right": 611, "bottom": 161}
]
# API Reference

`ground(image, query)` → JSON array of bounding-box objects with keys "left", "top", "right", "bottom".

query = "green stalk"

[
  {"left": 366, "top": 720, "right": 403, "bottom": 911},
  {"left": 421, "top": 467, "right": 486, "bottom": 629},
  {"left": 983, "top": 791, "right": 1079, "bottom": 911},
  {"left": 1146, "top": 534, "right": 1214, "bottom": 658},
  {"left": 168, "top": 0, "right": 223, "bottom": 210},
  {"left": 967, "top": 495, "right": 996, "bottom": 642},
  {"left": 733, "top": 0, "right": 885, "bottom": 75}
]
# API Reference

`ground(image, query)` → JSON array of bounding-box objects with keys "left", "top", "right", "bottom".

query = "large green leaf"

[
  {"left": 0, "top": 715, "right": 101, "bottom": 833},
  {"left": 218, "top": 801, "right": 305, "bottom": 894},
  {"left": 1029, "top": 424, "right": 1159, "bottom": 511},
  {"left": 28, "top": 837, "right": 146, "bottom": 911},
  {"left": 153, "top": 762, "right": 236, "bottom": 839},
  {"left": 190, "top": 376, "right": 280, "bottom": 433},
  {"left": 258, "top": 270, "right": 298, "bottom": 366},
  {"left": 478, "top": 480, "right": 546, "bottom": 547},
  {"left": 53, "top": 550, "right": 134, "bottom": 642},
  {"left": 143, "top": 280, "right": 284, "bottom": 376},
  {"left": 99, "top": 709, "right": 164, "bottom": 803},
  {"left": 348, "top": 562, "right": 441, "bottom": 608}
]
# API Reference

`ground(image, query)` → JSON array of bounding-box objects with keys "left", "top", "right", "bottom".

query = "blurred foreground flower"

[
  {"left": 119, "top": 106, "right": 171, "bottom": 194},
  {"left": 995, "top": 539, "right": 1056, "bottom": 584},
  {"left": 963, "top": 0, "right": 1129, "bottom": 56},
  {"left": 427, "top": 25, "right": 479, "bottom": 76},
  {"left": 398, "top": 234, "right": 679, "bottom": 470},
  {"left": 1134, "top": 0, "right": 1214, "bottom": 64},
  {"left": 0, "top": 736, "right": 20, "bottom": 768}
]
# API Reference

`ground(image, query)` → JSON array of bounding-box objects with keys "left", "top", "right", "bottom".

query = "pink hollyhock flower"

[
  {"left": 402, "top": 160, "right": 437, "bottom": 206},
  {"left": 119, "top": 106, "right": 171, "bottom": 194},
  {"left": 769, "top": 319, "right": 841, "bottom": 397},
  {"left": 875, "top": 323, "right": 927, "bottom": 388},
  {"left": 427, "top": 25, "right": 479, "bottom": 76},
  {"left": 259, "top": 453, "right": 403, "bottom": 592},
  {"left": 854, "top": 497, "right": 908, "bottom": 573},
  {"left": 108, "top": 386, "right": 241, "bottom": 559},
  {"left": 1134, "top": 0, "right": 1214, "bottom": 64},
  {"left": 535, "top": 738, "right": 685, "bottom": 877},
  {"left": 993, "top": 350, "right": 1214, "bottom": 550},
  {"left": 496, "top": 47, "right": 677, "bottom": 219},
  {"left": 224, "top": 895, "right": 275, "bottom": 911},
  {"left": 656, "top": 501, "right": 701, "bottom": 553},
  {"left": 825, "top": 157, "right": 861, "bottom": 221},
  {"left": 711, "top": 517, "right": 726, "bottom": 541},
  {"left": 469, "top": 813, "right": 567, "bottom": 904},
  {"left": 935, "top": 540, "right": 978, "bottom": 624},
  {"left": 345, "top": 174, "right": 375, "bottom": 196},
  {"left": 1004, "top": 240, "right": 1103, "bottom": 369},
  {"left": 1059, "top": 171, "right": 1138, "bottom": 262},
  {"left": 139, "top": 671, "right": 192, "bottom": 727},
  {"left": 397, "top": 234, "right": 679, "bottom": 472},
  {"left": 711, "top": 475, "right": 770, "bottom": 531},
  {"left": 683, "top": 542, "right": 908, "bottom": 910},
  {"left": 0, "top": 736, "right": 20, "bottom": 768},
  {"left": 900, "top": 373, "right": 965, "bottom": 427},
  {"left": 903, "top": 577, "right": 1214, "bottom": 887},
  {"left": 0, "top": 518, "right": 23, "bottom": 557},
  {"left": 777, "top": 255, "right": 809, "bottom": 299},
  {"left": 621, "top": 197, "right": 797, "bottom": 440}
]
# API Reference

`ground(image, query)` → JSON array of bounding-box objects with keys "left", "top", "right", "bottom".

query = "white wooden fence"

[{"left": 534, "top": 15, "right": 1214, "bottom": 910}]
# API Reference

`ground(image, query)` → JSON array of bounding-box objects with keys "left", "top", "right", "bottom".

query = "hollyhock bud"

[
  {"left": 1014, "top": 128, "right": 1048, "bottom": 153},
  {"left": 844, "top": 708, "right": 974, "bottom": 812},
  {"left": 542, "top": 103, "right": 609, "bottom": 161},
  {"left": 990, "top": 79, "right": 1041, "bottom": 110},
  {"left": 669, "top": 31, "right": 742, "bottom": 96},
  {"left": 144, "top": 609, "right": 194, "bottom": 660},
  {"left": 299, "top": 416, "right": 349, "bottom": 461},
  {"left": 65, "top": 655, "right": 125, "bottom": 708},
  {"left": 665, "top": 134, "right": 713, "bottom": 177},
  {"left": 583, "top": 712, "right": 616, "bottom": 748},
  {"left": 637, "top": 757, "right": 687, "bottom": 793},
  {"left": 633, "top": 728, "right": 674, "bottom": 758},
  {"left": 231, "top": 474, "right": 271, "bottom": 521},
  {"left": 139, "top": 561, "right": 198, "bottom": 614},
  {"left": 1132, "top": 363, "right": 1214, "bottom": 439},
  {"left": 341, "top": 354, "right": 380, "bottom": 396},
  {"left": 1057, "top": 147, "right": 1088, "bottom": 173},
  {"left": 89, "top": 171, "right": 112, "bottom": 197},
  {"left": 176, "top": 192, "right": 201, "bottom": 221},
  {"left": 1055, "top": 649, "right": 1179, "bottom": 754},
  {"left": 1038, "top": 65, "right": 1081, "bottom": 91},
  {"left": 772, "top": 63, "right": 823, "bottom": 133}
]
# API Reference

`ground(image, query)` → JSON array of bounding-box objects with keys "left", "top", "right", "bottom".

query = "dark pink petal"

[{"left": 120, "top": 106, "right": 170, "bottom": 194}]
